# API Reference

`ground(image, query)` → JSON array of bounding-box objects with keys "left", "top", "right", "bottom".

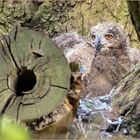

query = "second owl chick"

[
  {"left": 53, "top": 32, "right": 96, "bottom": 78},
  {"left": 83, "top": 22, "right": 140, "bottom": 98}
]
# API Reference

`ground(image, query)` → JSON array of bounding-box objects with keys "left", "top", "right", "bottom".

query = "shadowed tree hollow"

[
  {"left": 127, "top": 1, "right": 140, "bottom": 40},
  {"left": 15, "top": 68, "right": 37, "bottom": 96}
]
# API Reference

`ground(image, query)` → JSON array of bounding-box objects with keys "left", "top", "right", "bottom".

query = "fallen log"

[{"left": 0, "top": 25, "right": 82, "bottom": 139}]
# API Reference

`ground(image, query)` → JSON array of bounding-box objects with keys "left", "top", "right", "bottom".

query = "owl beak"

[{"left": 95, "top": 37, "right": 101, "bottom": 51}]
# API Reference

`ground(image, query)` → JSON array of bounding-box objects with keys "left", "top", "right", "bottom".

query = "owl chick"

[
  {"left": 53, "top": 22, "right": 140, "bottom": 98},
  {"left": 53, "top": 32, "right": 96, "bottom": 78},
  {"left": 83, "top": 22, "right": 140, "bottom": 98}
]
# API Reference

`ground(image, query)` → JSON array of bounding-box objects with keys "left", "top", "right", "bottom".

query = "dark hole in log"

[
  {"left": 15, "top": 68, "right": 37, "bottom": 96},
  {"left": 33, "top": 51, "right": 43, "bottom": 58},
  {"left": 70, "top": 75, "right": 74, "bottom": 86}
]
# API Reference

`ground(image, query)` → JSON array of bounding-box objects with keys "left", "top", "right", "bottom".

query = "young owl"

[
  {"left": 53, "top": 32, "right": 96, "bottom": 78},
  {"left": 53, "top": 22, "right": 140, "bottom": 98},
  {"left": 82, "top": 22, "right": 140, "bottom": 98}
]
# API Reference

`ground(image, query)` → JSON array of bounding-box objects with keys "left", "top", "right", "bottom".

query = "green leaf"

[{"left": 0, "top": 117, "right": 31, "bottom": 140}]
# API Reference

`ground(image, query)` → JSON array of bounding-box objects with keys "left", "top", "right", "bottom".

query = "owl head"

[{"left": 89, "top": 22, "right": 129, "bottom": 52}]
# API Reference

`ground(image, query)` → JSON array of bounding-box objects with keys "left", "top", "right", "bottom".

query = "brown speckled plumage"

[
  {"left": 53, "top": 32, "right": 96, "bottom": 78},
  {"left": 83, "top": 22, "right": 139, "bottom": 98},
  {"left": 53, "top": 22, "right": 140, "bottom": 98}
]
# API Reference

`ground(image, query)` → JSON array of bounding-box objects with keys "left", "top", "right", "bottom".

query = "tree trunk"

[{"left": 112, "top": 1, "right": 140, "bottom": 137}]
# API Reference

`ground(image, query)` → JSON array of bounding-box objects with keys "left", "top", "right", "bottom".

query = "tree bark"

[
  {"left": 112, "top": 1, "right": 140, "bottom": 137},
  {"left": 112, "top": 65, "right": 140, "bottom": 136},
  {"left": 110, "top": 1, "right": 140, "bottom": 136}
]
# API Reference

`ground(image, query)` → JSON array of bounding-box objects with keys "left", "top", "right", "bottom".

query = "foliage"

[{"left": 0, "top": 117, "right": 30, "bottom": 140}]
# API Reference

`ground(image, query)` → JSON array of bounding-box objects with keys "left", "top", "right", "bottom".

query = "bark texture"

[
  {"left": 112, "top": 65, "right": 140, "bottom": 137},
  {"left": 111, "top": 1, "right": 140, "bottom": 137},
  {"left": 0, "top": 0, "right": 139, "bottom": 48}
]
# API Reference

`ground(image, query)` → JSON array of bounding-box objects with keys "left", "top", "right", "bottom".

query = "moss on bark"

[{"left": 0, "top": 0, "right": 139, "bottom": 48}]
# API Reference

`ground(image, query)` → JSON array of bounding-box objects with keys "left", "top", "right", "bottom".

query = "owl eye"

[
  {"left": 91, "top": 34, "right": 96, "bottom": 40},
  {"left": 105, "top": 33, "right": 114, "bottom": 40}
]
